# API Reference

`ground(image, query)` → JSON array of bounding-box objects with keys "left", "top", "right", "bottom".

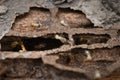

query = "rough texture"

[
  {"left": 78, "top": 0, "right": 120, "bottom": 29},
  {"left": 0, "top": 0, "right": 120, "bottom": 80},
  {"left": 0, "top": 0, "right": 120, "bottom": 39}
]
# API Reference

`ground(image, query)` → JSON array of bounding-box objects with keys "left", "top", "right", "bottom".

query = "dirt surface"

[{"left": 0, "top": 0, "right": 120, "bottom": 80}]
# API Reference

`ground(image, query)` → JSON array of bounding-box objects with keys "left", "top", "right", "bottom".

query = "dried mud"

[{"left": 0, "top": 0, "right": 120, "bottom": 80}]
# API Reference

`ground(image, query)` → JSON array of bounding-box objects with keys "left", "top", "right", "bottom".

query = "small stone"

[
  {"left": 85, "top": 50, "right": 92, "bottom": 61},
  {"left": 31, "top": 21, "right": 42, "bottom": 27},
  {"left": 55, "top": 34, "right": 67, "bottom": 43},
  {"left": 60, "top": 20, "right": 69, "bottom": 26},
  {"left": 94, "top": 70, "right": 101, "bottom": 79},
  {"left": 0, "top": 5, "right": 8, "bottom": 14}
]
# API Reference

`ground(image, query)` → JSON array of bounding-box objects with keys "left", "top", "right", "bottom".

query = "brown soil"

[{"left": 0, "top": 6, "right": 120, "bottom": 80}]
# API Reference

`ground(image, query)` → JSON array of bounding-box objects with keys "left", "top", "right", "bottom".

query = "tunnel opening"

[
  {"left": 0, "top": 36, "right": 63, "bottom": 52},
  {"left": 72, "top": 34, "right": 111, "bottom": 45}
]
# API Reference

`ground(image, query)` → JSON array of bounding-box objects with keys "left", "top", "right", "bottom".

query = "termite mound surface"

[
  {"left": 55, "top": 47, "right": 120, "bottom": 79},
  {"left": 56, "top": 47, "right": 120, "bottom": 67},
  {"left": 12, "top": 7, "right": 51, "bottom": 33},
  {"left": 58, "top": 8, "right": 94, "bottom": 28},
  {"left": 0, "top": 58, "right": 89, "bottom": 80},
  {"left": 11, "top": 7, "right": 95, "bottom": 34},
  {"left": 104, "top": 68, "right": 120, "bottom": 80}
]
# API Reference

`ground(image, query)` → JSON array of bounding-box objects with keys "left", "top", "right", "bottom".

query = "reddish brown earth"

[{"left": 0, "top": 1, "right": 120, "bottom": 80}]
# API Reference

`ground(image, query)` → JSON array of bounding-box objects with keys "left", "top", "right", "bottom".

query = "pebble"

[
  {"left": 31, "top": 21, "right": 42, "bottom": 27},
  {"left": 60, "top": 20, "right": 69, "bottom": 26},
  {"left": 94, "top": 70, "right": 101, "bottom": 79},
  {"left": 0, "top": 5, "right": 8, "bottom": 14}
]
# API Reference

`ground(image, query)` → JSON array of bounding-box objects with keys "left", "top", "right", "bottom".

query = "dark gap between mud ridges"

[
  {"left": 72, "top": 34, "right": 111, "bottom": 45},
  {"left": 0, "top": 36, "right": 64, "bottom": 52}
]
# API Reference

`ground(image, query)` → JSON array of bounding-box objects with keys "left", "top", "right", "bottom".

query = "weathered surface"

[
  {"left": 78, "top": 0, "right": 120, "bottom": 29},
  {"left": 0, "top": 0, "right": 120, "bottom": 39},
  {"left": 0, "top": 0, "right": 120, "bottom": 80},
  {"left": 0, "top": 5, "right": 8, "bottom": 14}
]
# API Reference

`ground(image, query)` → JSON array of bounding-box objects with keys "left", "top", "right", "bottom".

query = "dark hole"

[
  {"left": 56, "top": 48, "right": 87, "bottom": 66},
  {"left": 117, "top": 30, "right": 120, "bottom": 36},
  {"left": 57, "top": 54, "right": 71, "bottom": 65},
  {"left": 0, "top": 36, "right": 63, "bottom": 51},
  {"left": 73, "top": 34, "right": 111, "bottom": 45}
]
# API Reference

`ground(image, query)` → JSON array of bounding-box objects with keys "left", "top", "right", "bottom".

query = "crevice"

[
  {"left": 117, "top": 30, "right": 120, "bottom": 36},
  {"left": 0, "top": 36, "right": 63, "bottom": 51},
  {"left": 44, "top": 33, "right": 69, "bottom": 40},
  {"left": 72, "top": 34, "right": 111, "bottom": 45}
]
